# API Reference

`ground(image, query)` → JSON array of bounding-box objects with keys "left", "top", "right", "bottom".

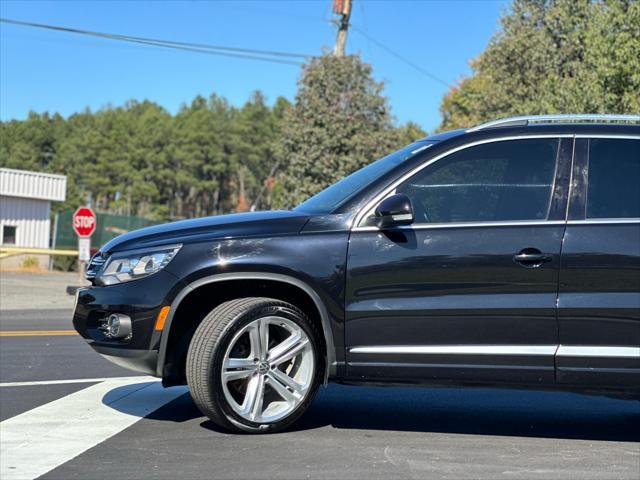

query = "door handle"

[{"left": 513, "top": 248, "right": 552, "bottom": 268}]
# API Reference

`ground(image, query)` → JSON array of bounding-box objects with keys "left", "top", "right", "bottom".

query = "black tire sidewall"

[{"left": 209, "top": 303, "right": 323, "bottom": 433}]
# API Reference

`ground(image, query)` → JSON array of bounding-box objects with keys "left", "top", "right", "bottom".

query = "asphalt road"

[
  {"left": 0, "top": 309, "right": 140, "bottom": 383},
  {"left": 0, "top": 307, "right": 639, "bottom": 480}
]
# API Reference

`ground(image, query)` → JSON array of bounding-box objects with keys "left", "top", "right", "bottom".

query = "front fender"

[
  {"left": 156, "top": 271, "right": 340, "bottom": 381},
  {"left": 158, "top": 233, "right": 349, "bottom": 381}
]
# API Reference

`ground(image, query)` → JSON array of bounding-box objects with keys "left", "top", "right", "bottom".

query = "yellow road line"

[
  {"left": 0, "top": 330, "right": 78, "bottom": 337},
  {"left": 0, "top": 247, "right": 78, "bottom": 257}
]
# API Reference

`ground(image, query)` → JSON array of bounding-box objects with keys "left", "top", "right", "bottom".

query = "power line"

[
  {"left": 0, "top": 17, "right": 450, "bottom": 82},
  {"left": 0, "top": 17, "right": 310, "bottom": 66},
  {"left": 350, "top": 23, "right": 450, "bottom": 87},
  {"left": 358, "top": 0, "right": 374, "bottom": 59}
]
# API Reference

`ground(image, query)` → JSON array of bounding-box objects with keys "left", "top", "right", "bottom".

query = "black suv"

[{"left": 73, "top": 114, "right": 640, "bottom": 433}]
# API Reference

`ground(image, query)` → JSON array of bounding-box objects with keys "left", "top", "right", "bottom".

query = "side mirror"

[{"left": 374, "top": 193, "right": 414, "bottom": 229}]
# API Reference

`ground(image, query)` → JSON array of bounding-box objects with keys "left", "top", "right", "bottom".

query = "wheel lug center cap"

[{"left": 257, "top": 361, "right": 270, "bottom": 374}]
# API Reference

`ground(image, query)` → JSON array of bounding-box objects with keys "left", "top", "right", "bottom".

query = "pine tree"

[{"left": 274, "top": 55, "right": 401, "bottom": 208}]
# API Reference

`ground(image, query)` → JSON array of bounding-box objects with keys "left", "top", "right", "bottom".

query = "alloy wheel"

[{"left": 221, "top": 315, "right": 315, "bottom": 424}]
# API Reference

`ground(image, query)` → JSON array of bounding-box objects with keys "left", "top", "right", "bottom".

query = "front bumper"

[
  {"left": 94, "top": 345, "right": 159, "bottom": 375},
  {"left": 72, "top": 269, "right": 186, "bottom": 377}
]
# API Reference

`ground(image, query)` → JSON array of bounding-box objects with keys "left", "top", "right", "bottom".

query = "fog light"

[{"left": 99, "top": 313, "right": 132, "bottom": 340}]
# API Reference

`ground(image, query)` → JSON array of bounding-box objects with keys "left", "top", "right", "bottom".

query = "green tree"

[
  {"left": 122, "top": 101, "right": 174, "bottom": 219},
  {"left": 1, "top": 83, "right": 423, "bottom": 219},
  {"left": 172, "top": 94, "right": 233, "bottom": 218},
  {"left": 231, "top": 92, "right": 290, "bottom": 211},
  {"left": 439, "top": 0, "right": 640, "bottom": 131},
  {"left": 0, "top": 112, "right": 65, "bottom": 172},
  {"left": 392, "top": 121, "right": 427, "bottom": 146},
  {"left": 275, "top": 55, "right": 407, "bottom": 208}
]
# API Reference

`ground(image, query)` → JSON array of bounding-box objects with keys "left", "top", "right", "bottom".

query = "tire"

[{"left": 186, "top": 297, "right": 324, "bottom": 433}]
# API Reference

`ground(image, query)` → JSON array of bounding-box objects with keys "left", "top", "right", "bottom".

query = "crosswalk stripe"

[
  {"left": 0, "top": 376, "right": 145, "bottom": 388},
  {"left": 0, "top": 376, "right": 188, "bottom": 480}
]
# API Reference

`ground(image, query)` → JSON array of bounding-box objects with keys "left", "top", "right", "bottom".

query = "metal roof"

[{"left": 0, "top": 168, "right": 67, "bottom": 202}]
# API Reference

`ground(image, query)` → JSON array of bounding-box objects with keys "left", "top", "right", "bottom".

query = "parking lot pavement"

[
  {"left": 0, "top": 301, "right": 638, "bottom": 479},
  {"left": 0, "top": 271, "right": 86, "bottom": 311}
]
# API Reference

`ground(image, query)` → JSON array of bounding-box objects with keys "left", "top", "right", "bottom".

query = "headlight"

[{"left": 97, "top": 244, "right": 181, "bottom": 285}]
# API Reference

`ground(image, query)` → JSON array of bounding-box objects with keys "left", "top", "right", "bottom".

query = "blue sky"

[{"left": 0, "top": 0, "right": 508, "bottom": 132}]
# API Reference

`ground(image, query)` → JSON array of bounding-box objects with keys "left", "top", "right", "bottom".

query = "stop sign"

[{"left": 72, "top": 207, "right": 97, "bottom": 237}]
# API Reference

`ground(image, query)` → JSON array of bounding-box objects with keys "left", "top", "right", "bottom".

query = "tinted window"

[
  {"left": 396, "top": 138, "right": 559, "bottom": 223},
  {"left": 587, "top": 138, "right": 640, "bottom": 219},
  {"left": 295, "top": 141, "right": 436, "bottom": 214}
]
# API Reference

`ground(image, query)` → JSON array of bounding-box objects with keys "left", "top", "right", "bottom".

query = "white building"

[{"left": 0, "top": 168, "right": 67, "bottom": 267}]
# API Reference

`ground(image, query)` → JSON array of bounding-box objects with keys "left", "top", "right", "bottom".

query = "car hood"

[{"left": 100, "top": 210, "right": 311, "bottom": 253}]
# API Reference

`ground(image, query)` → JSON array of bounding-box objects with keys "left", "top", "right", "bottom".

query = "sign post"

[
  {"left": 72, "top": 207, "right": 97, "bottom": 283},
  {"left": 78, "top": 238, "right": 91, "bottom": 262}
]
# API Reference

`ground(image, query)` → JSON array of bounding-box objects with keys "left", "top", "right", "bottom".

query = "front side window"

[
  {"left": 395, "top": 138, "right": 559, "bottom": 224},
  {"left": 295, "top": 141, "right": 436, "bottom": 214},
  {"left": 586, "top": 138, "right": 640, "bottom": 219}
]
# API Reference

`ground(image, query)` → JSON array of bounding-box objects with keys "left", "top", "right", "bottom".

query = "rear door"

[{"left": 557, "top": 136, "right": 640, "bottom": 390}]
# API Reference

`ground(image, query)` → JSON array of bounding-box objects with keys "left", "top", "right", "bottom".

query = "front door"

[{"left": 346, "top": 136, "right": 572, "bottom": 386}]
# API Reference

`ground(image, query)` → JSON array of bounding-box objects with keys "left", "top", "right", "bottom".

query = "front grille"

[{"left": 85, "top": 254, "right": 107, "bottom": 280}]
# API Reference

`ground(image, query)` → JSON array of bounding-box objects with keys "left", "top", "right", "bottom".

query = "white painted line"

[
  {"left": 0, "top": 376, "right": 188, "bottom": 480},
  {"left": 0, "top": 376, "right": 146, "bottom": 388}
]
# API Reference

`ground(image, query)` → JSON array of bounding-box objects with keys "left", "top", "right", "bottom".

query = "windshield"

[{"left": 295, "top": 141, "right": 436, "bottom": 214}]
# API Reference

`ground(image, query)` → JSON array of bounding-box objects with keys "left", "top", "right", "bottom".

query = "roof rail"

[{"left": 467, "top": 114, "right": 640, "bottom": 132}]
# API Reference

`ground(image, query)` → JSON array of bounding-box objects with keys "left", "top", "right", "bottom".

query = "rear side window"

[
  {"left": 396, "top": 138, "right": 559, "bottom": 223},
  {"left": 587, "top": 139, "right": 640, "bottom": 219}
]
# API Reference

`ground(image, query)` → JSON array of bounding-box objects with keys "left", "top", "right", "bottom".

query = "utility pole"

[{"left": 333, "top": 0, "right": 352, "bottom": 57}]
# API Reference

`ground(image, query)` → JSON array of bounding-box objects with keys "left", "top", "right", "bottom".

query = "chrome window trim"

[
  {"left": 349, "top": 345, "right": 640, "bottom": 359},
  {"left": 574, "top": 134, "right": 640, "bottom": 140},
  {"left": 351, "top": 134, "right": 573, "bottom": 230},
  {"left": 353, "top": 220, "right": 566, "bottom": 233}
]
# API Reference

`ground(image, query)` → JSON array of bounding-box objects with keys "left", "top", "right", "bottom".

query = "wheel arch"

[{"left": 157, "top": 272, "right": 337, "bottom": 384}]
